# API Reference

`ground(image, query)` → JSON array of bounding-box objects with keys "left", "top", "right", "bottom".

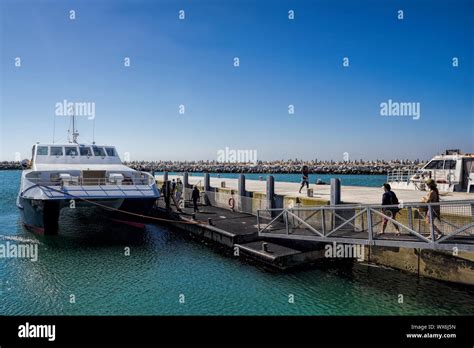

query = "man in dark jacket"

[
  {"left": 191, "top": 186, "right": 200, "bottom": 212},
  {"left": 380, "top": 183, "right": 400, "bottom": 236}
]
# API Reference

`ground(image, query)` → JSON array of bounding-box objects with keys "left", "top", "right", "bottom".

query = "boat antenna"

[
  {"left": 68, "top": 106, "right": 80, "bottom": 144},
  {"left": 92, "top": 116, "right": 95, "bottom": 144},
  {"left": 52, "top": 112, "right": 56, "bottom": 143}
]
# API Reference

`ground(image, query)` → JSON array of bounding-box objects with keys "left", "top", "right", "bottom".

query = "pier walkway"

[
  {"left": 155, "top": 174, "right": 474, "bottom": 253},
  {"left": 257, "top": 201, "right": 474, "bottom": 252}
]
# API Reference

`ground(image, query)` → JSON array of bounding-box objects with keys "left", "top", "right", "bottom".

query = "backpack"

[{"left": 390, "top": 191, "right": 400, "bottom": 212}]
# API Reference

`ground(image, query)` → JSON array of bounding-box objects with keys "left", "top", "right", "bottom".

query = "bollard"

[
  {"left": 238, "top": 174, "right": 246, "bottom": 196},
  {"left": 330, "top": 178, "right": 341, "bottom": 205},
  {"left": 262, "top": 242, "right": 269, "bottom": 252},
  {"left": 208, "top": 218, "right": 213, "bottom": 226},
  {"left": 165, "top": 180, "right": 171, "bottom": 211},
  {"left": 266, "top": 175, "right": 275, "bottom": 210},
  {"left": 183, "top": 172, "right": 189, "bottom": 189},
  {"left": 204, "top": 173, "right": 210, "bottom": 191},
  {"left": 192, "top": 213, "right": 196, "bottom": 220},
  {"left": 237, "top": 174, "right": 246, "bottom": 212},
  {"left": 204, "top": 173, "right": 211, "bottom": 206}
]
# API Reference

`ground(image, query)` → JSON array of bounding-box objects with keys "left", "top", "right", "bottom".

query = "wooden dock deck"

[{"left": 154, "top": 199, "right": 326, "bottom": 269}]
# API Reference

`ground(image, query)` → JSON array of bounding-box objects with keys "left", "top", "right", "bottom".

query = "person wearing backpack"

[{"left": 379, "top": 183, "right": 400, "bottom": 236}]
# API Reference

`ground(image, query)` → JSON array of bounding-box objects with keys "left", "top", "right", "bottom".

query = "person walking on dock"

[
  {"left": 299, "top": 165, "right": 310, "bottom": 193},
  {"left": 379, "top": 183, "right": 400, "bottom": 236},
  {"left": 421, "top": 179, "right": 442, "bottom": 239},
  {"left": 191, "top": 186, "right": 200, "bottom": 212}
]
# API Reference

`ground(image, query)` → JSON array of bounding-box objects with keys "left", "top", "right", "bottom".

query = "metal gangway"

[{"left": 257, "top": 200, "right": 474, "bottom": 251}]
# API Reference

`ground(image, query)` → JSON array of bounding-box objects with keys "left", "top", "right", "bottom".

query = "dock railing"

[
  {"left": 257, "top": 200, "right": 474, "bottom": 251},
  {"left": 182, "top": 187, "right": 270, "bottom": 216}
]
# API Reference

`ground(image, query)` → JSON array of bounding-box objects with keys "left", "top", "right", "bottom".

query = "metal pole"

[
  {"left": 367, "top": 207, "right": 373, "bottom": 241},
  {"left": 257, "top": 210, "right": 260, "bottom": 232},
  {"left": 321, "top": 209, "right": 326, "bottom": 236},
  {"left": 408, "top": 207, "right": 413, "bottom": 231},
  {"left": 428, "top": 205, "right": 436, "bottom": 242},
  {"left": 165, "top": 180, "right": 171, "bottom": 211}
]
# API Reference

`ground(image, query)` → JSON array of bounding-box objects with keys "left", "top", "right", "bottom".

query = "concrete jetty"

[{"left": 156, "top": 174, "right": 473, "bottom": 205}]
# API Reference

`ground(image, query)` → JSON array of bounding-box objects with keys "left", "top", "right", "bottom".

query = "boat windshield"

[
  {"left": 444, "top": 160, "right": 457, "bottom": 169},
  {"left": 50, "top": 146, "right": 63, "bottom": 156},
  {"left": 425, "top": 160, "right": 444, "bottom": 170},
  {"left": 105, "top": 147, "right": 117, "bottom": 156},
  {"left": 36, "top": 146, "right": 48, "bottom": 156},
  {"left": 92, "top": 146, "right": 106, "bottom": 157},
  {"left": 65, "top": 146, "right": 79, "bottom": 156},
  {"left": 80, "top": 147, "right": 93, "bottom": 156}
]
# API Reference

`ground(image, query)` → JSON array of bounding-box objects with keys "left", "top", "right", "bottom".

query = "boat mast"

[{"left": 69, "top": 107, "right": 80, "bottom": 144}]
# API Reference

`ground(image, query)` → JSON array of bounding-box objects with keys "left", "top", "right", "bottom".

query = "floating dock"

[
  {"left": 153, "top": 173, "right": 474, "bottom": 285},
  {"left": 154, "top": 202, "right": 326, "bottom": 270}
]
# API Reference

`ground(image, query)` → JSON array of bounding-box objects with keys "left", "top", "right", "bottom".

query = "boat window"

[
  {"left": 92, "top": 146, "right": 106, "bottom": 157},
  {"left": 50, "top": 146, "right": 63, "bottom": 156},
  {"left": 80, "top": 147, "right": 93, "bottom": 156},
  {"left": 424, "top": 160, "right": 444, "bottom": 170},
  {"left": 105, "top": 147, "right": 116, "bottom": 157},
  {"left": 444, "top": 160, "right": 457, "bottom": 170},
  {"left": 36, "top": 146, "right": 49, "bottom": 156},
  {"left": 65, "top": 146, "right": 79, "bottom": 156}
]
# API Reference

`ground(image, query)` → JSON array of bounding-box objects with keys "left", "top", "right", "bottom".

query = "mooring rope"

[{"left": 32, "top": 184, "right": 206, "bottom": 226}]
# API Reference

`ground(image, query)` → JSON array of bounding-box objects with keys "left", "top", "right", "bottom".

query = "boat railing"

[
  {"left": 388, "top": 168, "right": 459, "bottom": 186},
  {"left": 386, "top": 169, "right": 420, "bottom": 183}
]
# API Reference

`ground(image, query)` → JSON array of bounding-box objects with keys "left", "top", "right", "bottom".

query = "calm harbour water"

[{"left": 1, "top": 170, "right": 473, "bottom": 315}]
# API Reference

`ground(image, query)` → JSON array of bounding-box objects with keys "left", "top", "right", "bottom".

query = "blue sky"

[{"left": 0, "top": 0, "right": 473, "bottom": 161}]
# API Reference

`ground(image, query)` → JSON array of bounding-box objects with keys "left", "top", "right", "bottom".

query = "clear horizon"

[{"left": 1, "top": 0, "right": 473, "bottom": 162}]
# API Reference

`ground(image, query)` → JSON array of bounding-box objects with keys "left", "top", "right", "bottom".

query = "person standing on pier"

[
  {"left": 191, "top": 186, "right": 200, "bottom": 212},
  {"left": 175, "top": 178, "right": 183, "bottom": 202},
  {"left": 299, "top": 165, "right": 310, "bottom": 194},
  {"left": 380, "top": 183, "right": 400, "bottom": 236},
  {"left": 171, "top": 179, "right": 177, "bottom": 194}
]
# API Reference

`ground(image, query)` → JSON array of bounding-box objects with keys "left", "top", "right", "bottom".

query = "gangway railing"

[{"left": 257, "top": 201, "right": 474, "bottom": 251}]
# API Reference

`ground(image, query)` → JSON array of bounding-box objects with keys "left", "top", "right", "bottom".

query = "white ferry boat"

[
  {"left": 16, "top": 122, "right": 160, "bottom": 235},
  {"left": 388, "top": 150, "right": 474, "bottom": 193}
]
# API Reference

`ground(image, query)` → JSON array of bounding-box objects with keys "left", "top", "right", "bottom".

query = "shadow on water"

[{"left": 34, "top": 208, "right": 158, "bottom": 248}]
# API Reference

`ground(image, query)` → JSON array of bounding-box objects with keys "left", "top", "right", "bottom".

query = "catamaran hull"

[{"left": 17, "top": 197, "right": 155, "bottom": 235}]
